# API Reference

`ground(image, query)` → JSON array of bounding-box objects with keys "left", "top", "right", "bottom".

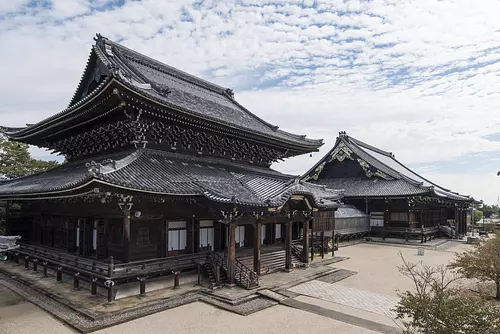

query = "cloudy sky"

[{"left": 1, "top": 0, "right": 500, "bottom": 204}]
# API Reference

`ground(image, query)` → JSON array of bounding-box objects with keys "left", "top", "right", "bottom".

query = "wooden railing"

[
  {"left": 112, "top": 252, "right": 209, "bottom": 278},
  {"left": 290, "top": 242, "right": 302, "bottom": 260},
  {"left": 17, "top": 243, "right": 110, "bottom": 278},
  {"left": 234, "top": 258, "right": 259, "bottom": 289}
]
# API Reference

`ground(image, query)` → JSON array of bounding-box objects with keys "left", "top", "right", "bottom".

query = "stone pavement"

[{"left": 288, "top": 280, "right": 398, "bottom": 318}]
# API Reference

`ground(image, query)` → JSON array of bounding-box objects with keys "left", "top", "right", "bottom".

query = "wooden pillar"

[
  {"left": 285, "top": 221, "right": 292, "bottom": 271},
  {"left": 302, "top": 219, "right": 310, "bottom": 263},
  {"left": 227, "top": 222, "right": 236, "bottom": 285},
  {"left": 92, "top": 220, "right": 98, "bottom": 258},
  {"left": 321, "top": 231, "right": 325, "bottom": 259},
  {"left": 254, "top": 221, "right": 261, "bottom": 274},
  {"left": 187, "top": 217, "right": 195, "bottom": 254},
  {"left": 310, "top": 219, "right": 314, "bottom": 261},
  {"left": 76, "top": 219, "right": 81, "bottom": 255},
  {"left": 123, "top": 211, "right": 131, "bottom": 262}
]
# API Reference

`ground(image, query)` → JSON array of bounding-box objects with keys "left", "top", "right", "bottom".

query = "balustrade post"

[
  {"left": 215, "top": 264, "right": 220, "bottom": 286},
  {"left": 108, "top": 256, "right": 114, "bottom": 278},
  {"left": 24, "top": 256, "right": 29, "bottom": 269},
  {"left": 73, "top": 272, "right": 80, "bottom": 290},
  {"left": 196, "top": 262, "right": 202, "bottom": 285},
  {"left": 172, "top": 270, "right": 180, "bottom": 289},
  {"left": 104, "top": 280, "right": 115, "bottom": 304},
  {"left": 42, "top": 261, "right": 48, "bottom": 278},
  {"left": 56, "top": 266, "right": 63, "bottom": 282},
  {"left": 137, "top": 277, "right": 147, "bottom": 297},
  {"left": 91, "top": 278, "right": 98, "bottom": 296},
  {"left": 33, "top": 258, "right": 38, "bottom": 272}
]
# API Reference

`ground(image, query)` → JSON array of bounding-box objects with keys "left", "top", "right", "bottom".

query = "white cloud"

[{"left": 1, "top": 0, "right": 500, "bottom": 203}]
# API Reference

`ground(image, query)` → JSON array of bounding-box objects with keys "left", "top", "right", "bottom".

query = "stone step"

[{"left": 256, "top": 289, "right": 289, "bottom": 302}]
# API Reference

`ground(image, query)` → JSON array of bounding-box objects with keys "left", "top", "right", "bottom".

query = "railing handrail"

[
  {"left": 115, "top": 251, "right": 209, "bottom": 268},
  {"left": 234, "top": 258, "right": 259, "bottom": 288},
  {"left": 290, "top": 243, "right": 302, "bottom": 260}
]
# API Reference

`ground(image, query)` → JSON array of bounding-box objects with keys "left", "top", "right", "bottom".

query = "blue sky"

[{"left": 1, "top": 0, "right": 500, "bottom": 203}]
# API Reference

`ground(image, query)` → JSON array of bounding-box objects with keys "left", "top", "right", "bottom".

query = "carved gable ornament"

[
  {"left": 357, "top": 158, "right": 389, "bottom": 179},
  {"left": 328, "top": 141, "right": 354, "bottom": 163}
]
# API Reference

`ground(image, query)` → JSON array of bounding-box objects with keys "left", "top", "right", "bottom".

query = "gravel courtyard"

[{"left": 0, "top": 241, "right": 471, "bottom": 334}]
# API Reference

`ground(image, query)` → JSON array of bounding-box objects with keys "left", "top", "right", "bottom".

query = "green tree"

[
  {"left": 0, "top": 135, "right": 59, "bottom": 178},
  {"left": 450, "top": 232, "right": 500, "bottom": 299},
  {"left": 396, "top": 254, "right": 500, "bottom": 334},
  {"left": 0, "top": 134, "right": 60, "bottom": 235},
  {"left": 481, "top": 204, "right": 500, "bottom": 218},
  {"left": 473, "top": 210, "right": 483, "bottom": 223}
]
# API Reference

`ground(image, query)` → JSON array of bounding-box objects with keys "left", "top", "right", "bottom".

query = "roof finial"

[
  {"left": 339, "top": 131, "right": 347, "bottom": 138},
  {"left": 225, "top": 88, "right": 234, "bottom": 98}
]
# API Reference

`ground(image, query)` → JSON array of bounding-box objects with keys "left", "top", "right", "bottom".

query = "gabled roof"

[
  {"left": 2, "top": 34, "right": 322, "bottom": 151},
  {"left": 303, "top": 132, "right": 478, "bottom": 203},
  {"left": 0, "top": 149, "right": 341, "bottom": 209}
]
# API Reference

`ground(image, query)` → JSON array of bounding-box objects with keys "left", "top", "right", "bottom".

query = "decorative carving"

[
  {"left": 151, "top": 83, "right": 172, "bottom": 97},
  {"left": 328, "top": 141, "right": 353, "bottom": 162},
  {"left": 225, "top": 88, "right": 234, "bottom": 98},
  {"left": 308, "top": 162, "right": 325, "bottom": 181},
  {"left": 357, "top": 158, "right": 389, "bottom": 179},
  {"left": 86, "top": 161, "right": 103, "bottom": 177},
  {"left": 117, "top": 194, "right": 134, "bottom": 211},
  {"left": 47, "top": 118, "right": 290, "bottom": 164}
]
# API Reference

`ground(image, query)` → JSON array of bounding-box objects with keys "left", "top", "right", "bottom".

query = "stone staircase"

[{"left": 204, "top": 261, "right": 228, "bottom": 287}]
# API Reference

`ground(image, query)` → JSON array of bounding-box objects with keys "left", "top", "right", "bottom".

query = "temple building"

[
  {"left": 303, "top": 132, "right": 479, "bottom": 241},
  {"left": 0, "top": 34, "right": 340, "bottom": 295}
]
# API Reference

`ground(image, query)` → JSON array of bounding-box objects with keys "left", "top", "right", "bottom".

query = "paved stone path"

[{"left": 288, "top": 280, "right": 398, "bottom": 318}]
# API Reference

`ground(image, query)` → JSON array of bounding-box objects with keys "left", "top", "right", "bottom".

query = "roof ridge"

[
  {"left": 103, "top": 36, "right": 228, "bottom": 95},
  {"left": 104, "top": 35, "right": 323, "bottom": 146},
  {"left": 345, "top": 132, "right": 472, "bottom": 200},
  {"left": 344, "top": 133, "right": 394, "bottom": 157}
]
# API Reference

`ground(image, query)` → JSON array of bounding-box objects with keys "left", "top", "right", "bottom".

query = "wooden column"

[
  {"left": 76, "top": 219, "right": 81, "bottom": 255},
  {"left": 123, "top": 211, "right": 131, "bottom": 262},
  {"left": 254, "top": 221, "right": 261, "bottom": 274},
  {"left": 310, "top": 219, "right": 314, "bottom": 261},
  {"left": 302, "top": 219, "right": 310, "bottom": 264},
  {"left": 92, "top": 220, "right": 98, "bottom": 258},
  {"left": 285, "top": 221, "right": 293, "bottom": 271},
  {"left": 227, "top": 222, "right": 236, "bottom": 285},
  {"left": 187, "top": 217, "right": 195, "bottom": 254}
]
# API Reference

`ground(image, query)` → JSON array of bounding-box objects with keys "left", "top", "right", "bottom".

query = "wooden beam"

[
  {"left": 285, "top": 221, "right": 292, "bottom": 271},
  {"left": 227, "top": 222, "right": 236, "bottom": 285},
  {"left": 303, "top": 219, "right": 310, "bottom": 264},
  {"left": 123, "top": 211, "right": 131, "bottom": 262},
  {"left": 254, "top": 221, "right": 261, "bottom": 274}
]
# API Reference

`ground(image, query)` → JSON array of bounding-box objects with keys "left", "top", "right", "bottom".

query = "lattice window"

[{"left": 136, "top": 227, "right": 150, "bottom": 245}]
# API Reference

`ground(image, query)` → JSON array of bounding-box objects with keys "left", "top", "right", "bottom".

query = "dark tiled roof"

[
  {"left": 335, "top": 205, "right": 368, "bottom": 219},
  {"left": 2, "top": 35, "right": 321, "bottom": 152},
  {"left": 316, "top": 178, "right": 429, "bottom": 197},
  {"left": 104, "top": 38, "right": 321, "bottom": 148},
  {"left": 303, "top": 132, "right": 475, "bottom": 202},
  {"left": 0, "top": 149, "right": 342, "bottom": 209}
]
